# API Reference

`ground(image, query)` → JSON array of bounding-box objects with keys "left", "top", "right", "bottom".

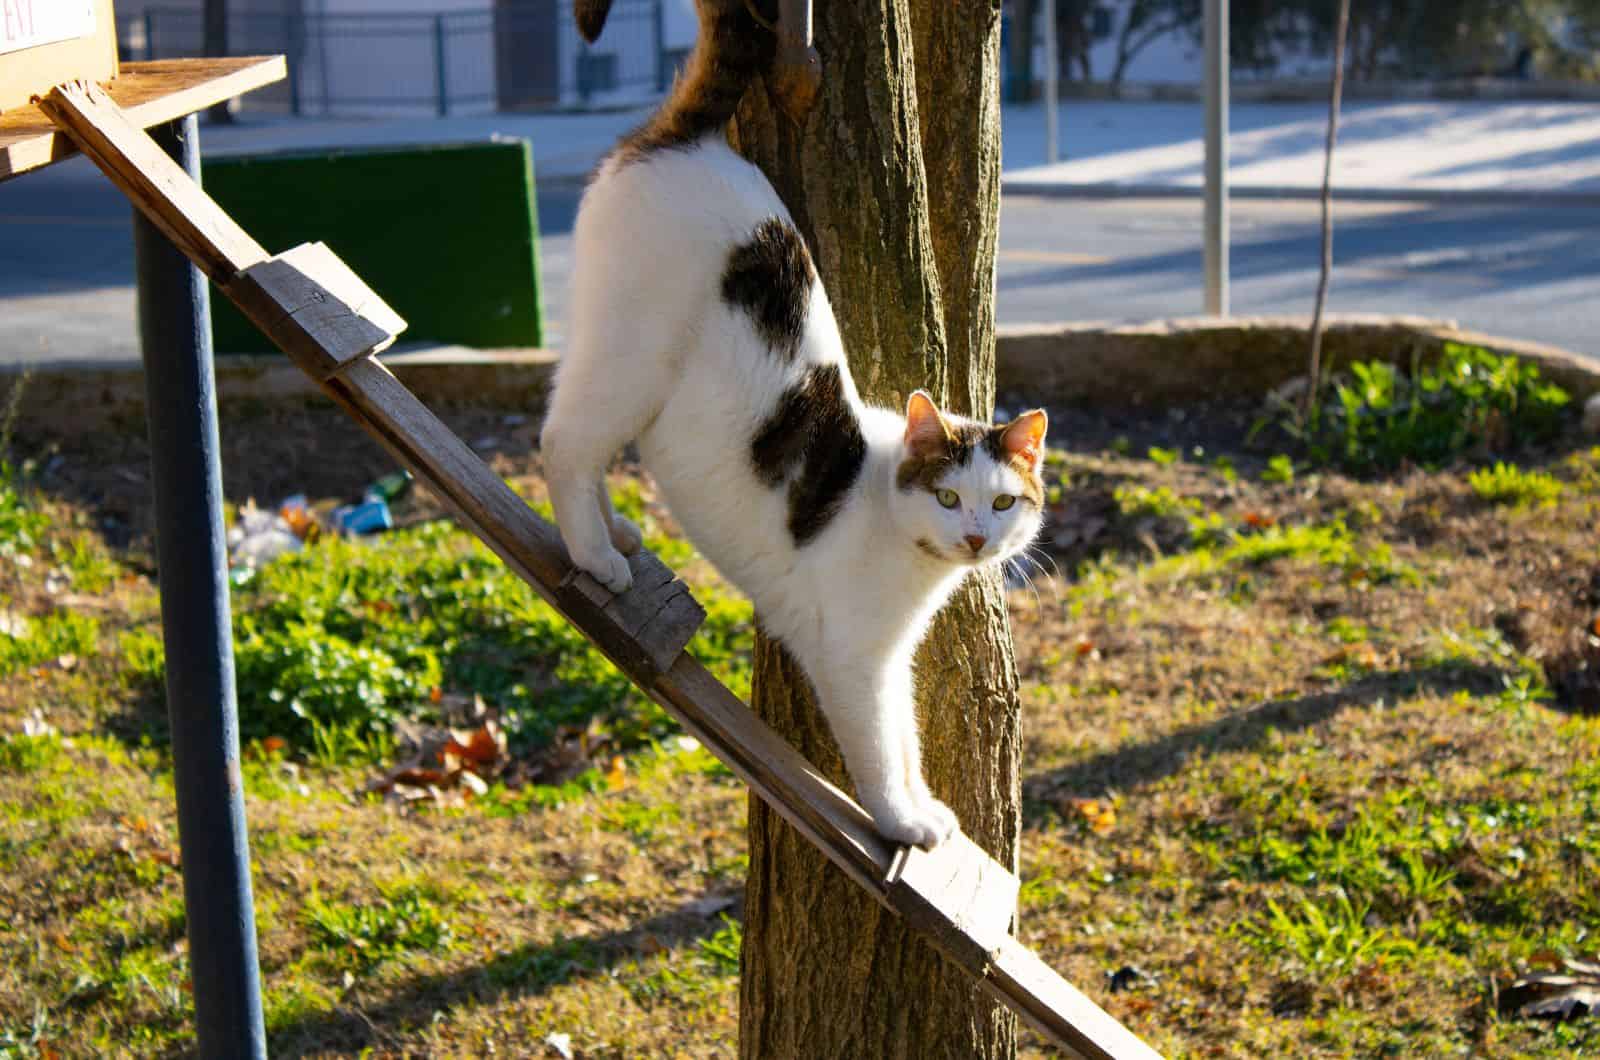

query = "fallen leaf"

[
  {"left": 1502, "top": 961, "right": 1600, "bottom": 1021},
  {"left": 685, "top": 892, "right": 738, "bottom": 918},
  {"left": 1242, "top": 511, "right": 1277, "bottom": 528},
  {"left": 261, "top": 736, "right": 288, "bottom": 755},
  {"left": 1066, "top": 797, "right": 1116, "bottom": 835},
  {"left": 55, "top": 653, "right": 77, "bottom": 671},
  {"left": 543, "top": 1032, "right": 574, "bottom": 1059},
  {"left": 605, "top": 755, "right": 628, "bottom": 791}
]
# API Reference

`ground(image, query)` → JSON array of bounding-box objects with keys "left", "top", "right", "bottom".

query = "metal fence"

[{"left": 118, "top": 4, "right": 685, "bottom": 116}]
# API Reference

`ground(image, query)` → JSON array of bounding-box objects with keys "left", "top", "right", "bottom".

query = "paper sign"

[{"left": 1, "top": 0, "right": 96, "bottom": 57}]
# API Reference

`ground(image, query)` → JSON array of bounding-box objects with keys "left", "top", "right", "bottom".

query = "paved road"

[{"left": 4, "top": 160, "right": 1597, "bottom": 363}]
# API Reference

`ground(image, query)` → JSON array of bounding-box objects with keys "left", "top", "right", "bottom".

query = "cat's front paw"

[
  {"left": 916, "top": 795, "right": 960, "bottom": 845},
  {"left": 866, "top": 798, "right": 953, "bottom": 851},
  {"left": 609, "top": 514, "right": 643, "bottom": 555},
  {"left": 573, "top": 543, "right": 634, "bottom": 593}
]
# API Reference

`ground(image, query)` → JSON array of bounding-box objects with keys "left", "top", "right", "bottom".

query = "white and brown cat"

[{"left": 541, "top": 0, "right": 1047, "bottom": 849}]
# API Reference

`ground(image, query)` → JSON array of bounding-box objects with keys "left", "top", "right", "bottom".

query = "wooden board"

[
  {"left": 0, "top": 0, "right": 117, "bottom": 114},
  {"left": 1, "top": 56, "right": 284, "bottom": 181},
  {"left": 39, "top": 83, "right": 1165, "bottom": 1060}
]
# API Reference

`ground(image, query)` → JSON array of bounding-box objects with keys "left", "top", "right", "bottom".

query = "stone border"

[
  {"left": 5, "top": 317, "right": 1597, "bottom": 438},
  {"left": 994, "top": 314, "right": 1600, "bottom": 407}
]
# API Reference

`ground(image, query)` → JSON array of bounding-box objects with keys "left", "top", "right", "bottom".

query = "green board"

[{"left": 203, "top": 139, "right": 543, "bottom": 353}]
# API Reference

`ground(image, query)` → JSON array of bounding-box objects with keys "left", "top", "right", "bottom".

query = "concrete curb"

[
  {"left": 995, "top": 314, "right": 1600, "bottom": 407},
  {"left": 6, "top": 318, "right": 1597, "bottom": 439}
]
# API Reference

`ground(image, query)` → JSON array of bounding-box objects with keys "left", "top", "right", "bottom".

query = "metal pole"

[
  {"left": 1203, "top": 0, "right": 1229, "bottom": 315},
  {"left": 131, "top": 115, "right": 267, "bottom": 1060},
  {"left": 143, "top": 10, "right": 156, "bottom": 60},
  {"left": 434, "top": 14, "right": 450, "bottom": 117},
  {"left": 1043, "top": 0, "right": 1059, "bottom": 164},
  {"left": 654, "top": 0, "right": 668, "bottom": 92}
]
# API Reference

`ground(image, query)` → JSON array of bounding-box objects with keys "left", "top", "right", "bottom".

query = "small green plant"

[
  {"left": 1146, "top": 446, "right": 1180, "bottom": 466},
  {"left": 1236, "top": 889, "right": 1416, "bottom": 970},
  {"left": 0, "top": 465, "right": 47, "bottom": 561},
  {"left": 1275, "top": 343, "right": 1569, "bottom": 473},
  {"left": 1114, "top": 484, "right": 1199, "bottom": 521},
  {"left": 695, "top": 915, "right": 743, "bottom": 976},
  {"left": 1468, "top": 462, "right": 1563, "bottom": 508},
  {"left": 1261, "top": 454, "right": 1297, "bottom": 485}
]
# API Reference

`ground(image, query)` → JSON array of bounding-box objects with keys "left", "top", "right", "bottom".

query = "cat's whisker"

[{"left": 1021, "top": 546, "right": 1063, "bottom": 607}]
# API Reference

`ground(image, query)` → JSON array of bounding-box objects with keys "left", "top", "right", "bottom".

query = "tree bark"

[{"left": 731, "top": 1, "right": 1021, "bottom": 1057}]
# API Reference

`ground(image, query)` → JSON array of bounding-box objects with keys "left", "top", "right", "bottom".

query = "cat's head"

[{"left": 889, "top": 391, "right": 1048, "bottom": 568}]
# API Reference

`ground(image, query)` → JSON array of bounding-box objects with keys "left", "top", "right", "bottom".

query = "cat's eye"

[
  {"left": 935, "top": 488, "right": 960, "bottom": 509},
  {"left": 992, "top": 494, "right": 1016, "bottom": 512}
]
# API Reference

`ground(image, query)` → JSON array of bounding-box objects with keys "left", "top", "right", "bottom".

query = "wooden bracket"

[
  {"left": 228, "top": 243, "right": 407, "bottom": 381},
  {"left": 555, "top": 548, "right": 707, "bottom": 679}
]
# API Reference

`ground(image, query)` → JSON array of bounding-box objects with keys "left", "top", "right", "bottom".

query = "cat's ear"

[
  {"left": 904, "top": 390, "right": 951, "bottom": 455},
  {"left": 999, "top": 409, "right": 1048, "bottom": 470}
]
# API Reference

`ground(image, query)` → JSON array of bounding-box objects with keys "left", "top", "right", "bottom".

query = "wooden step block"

[
  {"left": 228, "top": 242, "right": 407, "bottom": 379},
  {"left": 885, "top": 830, "right": 1019, "bottom": 972}
]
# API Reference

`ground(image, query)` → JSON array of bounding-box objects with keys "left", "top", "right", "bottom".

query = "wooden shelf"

[{"left": 1, "top": 57, "right": 285, "bottom": 182}]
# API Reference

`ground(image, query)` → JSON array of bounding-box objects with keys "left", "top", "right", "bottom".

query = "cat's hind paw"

[
  {"left": 609, "top": 514, "right": 644, "bottom": 555},
  {"left": 574, "top": 544, "right": 634, "bottom": 594}
]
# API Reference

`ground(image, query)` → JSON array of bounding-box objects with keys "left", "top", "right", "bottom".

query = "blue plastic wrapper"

[{"left": 331, "top": 499, "right": 393, "bottom": 536}]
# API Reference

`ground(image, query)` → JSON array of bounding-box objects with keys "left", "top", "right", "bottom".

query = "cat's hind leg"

[{"left": 540, "top": 328, "right": 668, "bottom": 593}]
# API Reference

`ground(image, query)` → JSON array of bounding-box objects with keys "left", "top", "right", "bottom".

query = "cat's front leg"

[{"left": 813, "top": 660, "right": 955, "bottom": 850}]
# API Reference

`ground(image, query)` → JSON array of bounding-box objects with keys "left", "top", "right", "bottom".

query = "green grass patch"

[
  {"left": 0, "top": 611, "right": 99, "bottom": 677},
  {"left": 303, "top": 882, "right": 454, "bottom": 971},
  {"left": 1468, "top": 462, "right": 1564, "bottom": 508}
]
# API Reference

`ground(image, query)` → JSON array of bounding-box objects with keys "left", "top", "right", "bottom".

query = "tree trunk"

[{"left": 731, "top": 1, "right": 1021, "bottom": 1057}]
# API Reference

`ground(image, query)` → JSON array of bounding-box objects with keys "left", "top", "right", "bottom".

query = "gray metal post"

[
  {"left": 131, "top": 115, "right": 267, "bottom": 1060},
  {"left": 1203, "top": 0, "right": 1229, "bottom": 315},
  {"left": 143, "top": 10, "right": 156, "bottom": 60},
  {"left": 654, "top": 0, "right": 668, "bottom": 92},
  {"left": 435, "top": 14, "right": 450, "bottom": 117},
  {"left": 1043, "top": 0, "right": 1059, "bottom": 163}
]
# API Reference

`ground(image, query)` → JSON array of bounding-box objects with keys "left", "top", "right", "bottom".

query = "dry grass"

[{"left": 1, "top": 399, "right": 1598, "bottom": 1057}]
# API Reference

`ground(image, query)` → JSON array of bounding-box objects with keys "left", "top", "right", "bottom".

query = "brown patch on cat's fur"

[
  {"left": 607, "top": 0, "right": 776, "bottom": 170},
  {"left": 915, "top": 538, "right": 944, "bottom": 560},
  {"left": 895, "top": 418, "right": 988, "bottom": 492},
  {"left": 750, "top": 364, "right": 867, "bottom": 545},
  {"left": 721, "top": 218, "right": 814, "bottom": 357}
]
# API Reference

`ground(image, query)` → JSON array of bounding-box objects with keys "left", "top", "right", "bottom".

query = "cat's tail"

[
  {"left": 573, "top": 0, "right": 612, "bottom": 44},
  {"left": 579, "top": 0, "right": 775, "bottom": 156}
]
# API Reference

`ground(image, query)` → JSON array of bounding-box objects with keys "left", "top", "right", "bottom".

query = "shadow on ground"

[
  {"left": 265, "top": 894, "right": 738, "bottom": 1057},
  {"left": 1024, "top": 663, "right": 1507, "bottom": 807}
]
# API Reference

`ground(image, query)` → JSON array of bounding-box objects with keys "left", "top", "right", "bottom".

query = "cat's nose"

[{"left": 964, "top": 534, "right": 987, "bottom": 553}]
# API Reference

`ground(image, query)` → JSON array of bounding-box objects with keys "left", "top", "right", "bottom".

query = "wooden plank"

[
  {"left": 37, "top": 77, "right": 268, "bottom": 279},
  {"left": 884, "top": 831, "right": 1019, "bottom": 972},
  {"left": 983, "top": 938, "right": 1165, "bottom": 1060},
  {"left": 2, "top": 56, "right": 285, "bottom": 181},
  {"left": 229, "top": 242, "right": 408, "bottom": 378}
]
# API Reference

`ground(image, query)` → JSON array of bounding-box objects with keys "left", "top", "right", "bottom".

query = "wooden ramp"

[{"left": 40, "top": 80, "right": 1162, "bottom": 1060}]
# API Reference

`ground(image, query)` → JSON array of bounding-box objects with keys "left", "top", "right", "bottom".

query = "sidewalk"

[
  {"left": 203, "top": 96, "right": 1600, "bottom": 200},
  {"left": 1001, "top": 99, "right": 1600, "bottom": 201}
]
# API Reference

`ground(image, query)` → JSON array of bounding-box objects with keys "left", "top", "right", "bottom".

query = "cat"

[{"left": 540, "top": 0, "right": 1048, "bottom": 849}]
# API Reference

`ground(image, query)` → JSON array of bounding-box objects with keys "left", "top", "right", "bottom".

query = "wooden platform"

[{"left": 0, "top": 57, "right": 285, "bottom": 182}]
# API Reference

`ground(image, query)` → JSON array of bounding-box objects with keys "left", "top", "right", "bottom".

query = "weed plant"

[{"left": 1269, "top": 343, "right": 1569, "bottom": 473}]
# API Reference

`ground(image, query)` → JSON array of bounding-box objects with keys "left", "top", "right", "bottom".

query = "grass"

[
  {"left": 1, "top": 399, "right": 1599, "bottom": 1056},
  {"left": 1469, "top": 461, "right": 1565, "bottom": 508}
]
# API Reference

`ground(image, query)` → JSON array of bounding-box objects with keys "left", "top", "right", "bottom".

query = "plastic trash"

[
  {"left": 363, "top": 470, "right": 412, "bottom": 504},
  {"left": 331, "top": 498, "right": 393, "bottom": 536},
  {"left": 277, "top": 494, "right": 319, "bottom": 542},
  {"left": 227, "top": 502, "right": 302, "bottom": 569}
]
